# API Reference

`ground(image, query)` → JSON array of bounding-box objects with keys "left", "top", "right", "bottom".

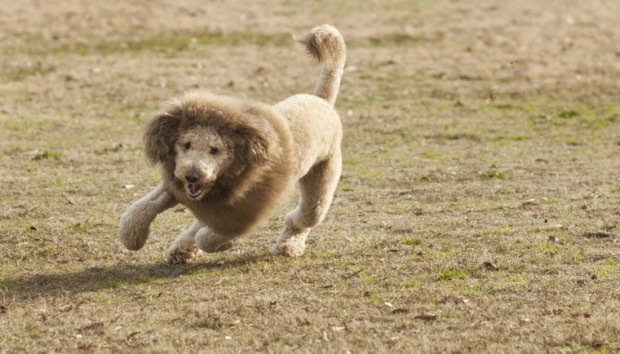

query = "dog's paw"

[
  {"left": 273, "top": 228, "right": 309, "bottom": 257},
  {"left": 273, "top": 240, "right": 307, "bottom": 257},
  {"left": 166, "top": 243, "right": 198, "bottom": 265},
  {"left": 118, "top": 216, "right": 150, "bottom": 251}
]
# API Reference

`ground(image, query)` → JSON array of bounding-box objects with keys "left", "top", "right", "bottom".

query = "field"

[{"left": 1, "top": 0, "right": 619, "bottom": 352}]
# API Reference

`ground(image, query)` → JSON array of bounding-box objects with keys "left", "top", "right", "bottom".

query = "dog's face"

[
  {"left": 144, "top": 96, "right": 273, "bottom": 201},
  {"left": 173, "top": 126, "right": 236, "bottom": 200}
]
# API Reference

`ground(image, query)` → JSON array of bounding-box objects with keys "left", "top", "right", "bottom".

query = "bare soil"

[{"left": 1, "top": 0, "right": 619, "bottom": 352}]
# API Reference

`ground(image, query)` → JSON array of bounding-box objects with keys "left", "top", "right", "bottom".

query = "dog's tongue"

[{"left": 189, "top": 183, "right": 203, "bottom": 195}]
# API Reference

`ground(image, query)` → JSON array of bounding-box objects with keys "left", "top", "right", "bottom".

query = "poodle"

[{"left": 118, "top": 25, "right": 346, "bottom": 264}]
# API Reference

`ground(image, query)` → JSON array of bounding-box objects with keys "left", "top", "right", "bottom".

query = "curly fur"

[{"left": 119, "top": 24, "right": 346, "bottom": 263}]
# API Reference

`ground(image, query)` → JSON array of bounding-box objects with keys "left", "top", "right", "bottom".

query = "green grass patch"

[
  {"left": 594, "top": 259, "right": 619, "bottom": 279},
  {"left": 0, "top": 274, "right": 11, "bottom": 291},
  {"left": 365, "top": 33, "right": 424, "bottom": 47},
  {"left": 360, "top": 273, "right": 375, "bottom": 285},
  {"left": 460, "top": 286, "right": 481, "bottom": 297},
  {"left": 529, "top": 105, "right": 618, "bottom": 128},
  {"left": 318, "top": 252, "right": 336, "bottom": 260},
  {"left": 44, "top": 30, "right": 291, "bottom": 57},
  {"left": 401, "top": 280, "right": 421, "bottom": 289},
  {"left": 402, "top": 237, "right": 422, "bottom": 246},
  {"left": 33, "top": 150, "right": 61, "bottom": 160},
  {"left": 438, "top": 269, "right": 468, "bottom": 281},
  {"left": 482, "top": 170, "right": 506, "bottom": 180},
  {"left": 421, "top": 149, "right": 439, "bottom": 160},
  {"left": 70, "top": 223, "right": 92, "bottom": 233},
  {"left": 558, "top": 109, "right": 580, "bottom": 119},
  {"left": 508, "top": 273, "right": 529, "bottom": 285}
]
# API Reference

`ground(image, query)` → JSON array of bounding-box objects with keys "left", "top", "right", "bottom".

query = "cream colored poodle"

[{"left": 118, "top": 25, "right": 346, "bottom": 264}]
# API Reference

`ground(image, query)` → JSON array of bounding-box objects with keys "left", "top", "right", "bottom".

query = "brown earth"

[{"left": 0, "top": 0, "right": 619, "bottom": 352}]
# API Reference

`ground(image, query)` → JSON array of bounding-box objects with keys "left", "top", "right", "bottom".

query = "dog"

[{"left": 118, "top": 25, "right": 346, "bottom": 264}]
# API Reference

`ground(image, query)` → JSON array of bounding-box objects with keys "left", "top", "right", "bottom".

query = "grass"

[
  {"left": 402, "top": 237, "right": 422, "bottom": 246},
  {"left": 438, "top": 269, "right": 468, "bottom": 281},
  {"left": 33, "top": 150, "right": 62, "bottom": 160},
  {"left": 0, "top": 0, "right": 619, "bottom": 353},
  {"left": 481, "top": 170, "right": 506, "bottom": 180}
]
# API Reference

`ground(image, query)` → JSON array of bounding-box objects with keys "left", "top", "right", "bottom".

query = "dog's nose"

[{"left": 185, "top": 171, "right": 199, "bottom": 183}]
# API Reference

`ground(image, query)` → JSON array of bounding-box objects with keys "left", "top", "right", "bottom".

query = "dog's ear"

[
  {"left": 236, "top": 126, "right": 270, "bottom": 165},
  {"left": 144, "top": 110, "right": 181, "bottom": 164}
]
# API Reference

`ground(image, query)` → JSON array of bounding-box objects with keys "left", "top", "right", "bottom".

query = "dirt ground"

[{"left": 1, "top": 0, "right": 619, "bottom": 352}]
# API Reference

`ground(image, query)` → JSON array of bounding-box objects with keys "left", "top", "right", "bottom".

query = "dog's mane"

[{"left": 145, "top": 91, "right": 293, "bottom": 206}]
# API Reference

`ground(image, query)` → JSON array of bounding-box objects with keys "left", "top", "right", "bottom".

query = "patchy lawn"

[{"left": 1, "top": 0, "right": 618, "bottom": 352}]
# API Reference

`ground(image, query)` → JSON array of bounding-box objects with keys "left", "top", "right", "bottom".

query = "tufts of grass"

[
  {"left": 365, "top": 33, "right": 423, "bottom": 47},
  {"left": 402, "top": 237, "right": 422, "bottom": 246},
  {"left": 438, "top": 269, "right": 468, "bottom": 281},
  {"left": 401, "top": 280, "right": 421, "bottom": 289},
  {"left": 318, "top": 252, "right": 336, "bottom": 260},
  {"left": 509, "top": 135, "right": 531, "bottom": 141},
  {"left": 367, "top": 294, "right": 384, "bottom": 303},
  {"left": 0, "top": 274, "right": 10, "bottom": 291},
  {"left": 1, "top": 62, "right": 56, "bottom": 82},
  {"left": 53, "top": 30, "right": 291, "bottom": 57},
  {"left": 107, "top": 280, "right": 123, "bottom": 289},
  {"left": 193, "top": 316, "right": 223, "bottom": 330},
  {"left": 481, "top": 170, "right": 506, "bottom": 180},
  {"left": 130, "top": 276, "right": 161, "bottom": 285},
  {"left": 360, "top": 273, "right": 375, "bottom": 285},
  {"left": 558, "top": 109, "right": 580, "bottom": 119},
  {"left": 535, "top": 241, "right": 557, "bottom": 255},
  {"left": 508, "top": 273, "right": 529, "bottom": 285},
  {"left": 460, "top": 286, "right": 481, "bottom": 297},
  {"left": 594, "top": 259, "right": 619, "bottom": 279},
  {"left": 421, "top": 149, "right": 439, "bottom": 160},
  {"left": 33, "top": 150, "right": 62, "bottom": 161},
  {"left": 529, "top": 106, "right": 618, "bottom": 128},
  {"left": 70, "top": 223, "right": 92, "bottom": 233}
]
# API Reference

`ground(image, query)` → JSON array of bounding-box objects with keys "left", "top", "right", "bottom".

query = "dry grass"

[{"left": 1, "top": 0, "right": 619, "bottom": 352}]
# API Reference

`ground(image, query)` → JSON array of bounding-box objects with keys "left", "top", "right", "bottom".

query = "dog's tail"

[{"left": 294, "top": 25, "right": 346, "bottom": 106}]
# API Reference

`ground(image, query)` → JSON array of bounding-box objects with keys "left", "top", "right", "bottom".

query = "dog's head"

[{"left": 144, "top": 94, "right": 271, "bottom": 200}]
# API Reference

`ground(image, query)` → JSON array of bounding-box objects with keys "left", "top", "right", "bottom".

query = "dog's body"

[{"left": 119, "top": 25, "right": 346, "bottom": 263}]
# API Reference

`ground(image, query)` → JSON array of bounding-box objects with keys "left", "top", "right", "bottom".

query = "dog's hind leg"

[
  {"left": 166, "top": 219, "right": 203, "bottom": 264},
  {"left": 274, "top": 149, "right": 342, "bottom": 257},
  {"left": 195, "top": 228, "right": 234, "bottom": 254}
]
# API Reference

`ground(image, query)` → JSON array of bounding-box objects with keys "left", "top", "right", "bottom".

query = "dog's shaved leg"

[
  {"left": 195, "top": 227, "right": 233, "bottom": 253},
  {"left": 167, "top": 219, "right": 203, "bottom": 264},
  {"left": 274, "top": 149, "right": 342, "bottom": 256},
  {"left": 119, "top": 182, "right": 177, "bottom": 251}
]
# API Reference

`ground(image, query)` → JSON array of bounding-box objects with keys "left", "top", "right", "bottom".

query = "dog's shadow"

[{"left": 3, "top": 254, "right": 265, "bottom": 301}]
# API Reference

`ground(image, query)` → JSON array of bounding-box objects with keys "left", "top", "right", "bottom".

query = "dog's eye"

[
  {"left": 183, "top": 142, "right": 191, "bottom": 150},
  {"left": 209, "top": 147, "right": 219, "bottom": 155}
]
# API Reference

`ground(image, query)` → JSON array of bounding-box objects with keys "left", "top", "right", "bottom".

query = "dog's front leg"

[
  {"left": 167, "top": 220, "right": 203, "bottom": 264},
  {"left": 119, "top": 182, "right": 177, "bottom": 251}
]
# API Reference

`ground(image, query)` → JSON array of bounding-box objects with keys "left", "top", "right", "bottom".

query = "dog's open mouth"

[{"left": 187, "top": 183, "right": 206, "bottom": 199}]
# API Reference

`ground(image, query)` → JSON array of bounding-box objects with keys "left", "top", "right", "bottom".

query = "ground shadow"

[{"left": 2, "top": 253, "right": 266, "bottom": 301}]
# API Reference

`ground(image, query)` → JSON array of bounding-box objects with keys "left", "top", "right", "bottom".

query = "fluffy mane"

[{"left": 144, "top": 91, "right": 293, "bottom": 206}]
